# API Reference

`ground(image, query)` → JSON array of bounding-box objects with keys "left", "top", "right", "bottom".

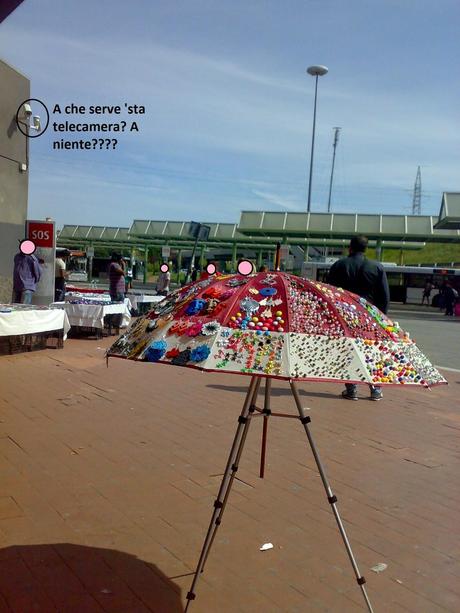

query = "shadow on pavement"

[
  {"left": 207, "top": 383, "right": 341, "bottom": 400},
  {"left": 0, "top": 543, "right": 184, "bottom": 612}
]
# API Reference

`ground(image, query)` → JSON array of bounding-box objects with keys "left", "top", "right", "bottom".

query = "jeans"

[
  {"left": 54, "top": 288, "right": 65, "bottom": 302},
  {"left": 12, "top": 289, "right": 34, "bottom": 304},
  {"left": 345, "top": 383, "right": 381, "bottom": 395}
]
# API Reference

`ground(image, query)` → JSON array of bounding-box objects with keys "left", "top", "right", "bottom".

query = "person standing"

[
  {"left": 125, "top": 264, "right": 133, "bottom": 292},
  {"left": 327, "top": 235, "right": 390, "bottom": 401},
  {"left": 108, "top": 253, "right": 125, "bottom": 333},
  {"left": 443, "top": 282, "right": 457, "bottom": 316},
  {"left": 438, "top": 282, "right": 447, "bottom": 311},
  {"left": 54, "top": 249, "right": 69, "bottom": 302},
  {"left": 200, "top": 261, "right": 219, "bottom": 280},
  {"left": 421, "top": 280, "right": 433, "bottom": 305},
  {"left": 12, "top": 249, "right": 41, "bottom": 304},
  {"left": 109, "top": 253, "right": 125, "bottom": 302},
  {"left": 156, "top": 265, "right": 171, "bottom": 296}
]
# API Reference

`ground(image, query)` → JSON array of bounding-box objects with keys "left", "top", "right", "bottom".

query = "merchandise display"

[
  {"left": 107, "top": 269, "right": 447, "bottom": 613},
  {"left": 65, "top": 285, "right": 107, "bottom": 295},
  {"left": 2, "top": 303, "right": 51, "bottom": 311},
  {"left": 65, "top": 291, "right": 112, "bottom": 304},
  {"left": 107, "top": 271, "right": 445, "bottom": 387}
]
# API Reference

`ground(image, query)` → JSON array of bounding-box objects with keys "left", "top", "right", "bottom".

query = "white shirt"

[{"left": 55, "top": 258, "right": 66, "bottom": 278}]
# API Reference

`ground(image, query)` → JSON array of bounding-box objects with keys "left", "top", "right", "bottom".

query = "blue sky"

[{"left": 1, "top": 0, "right": 459, "bottom": 229}]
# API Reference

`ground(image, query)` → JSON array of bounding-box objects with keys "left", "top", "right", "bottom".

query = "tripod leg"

[
  {"left": 201, "top": 376, "right": 261, "bottom": 572},
  {"left": 185, "top": 376, "right": 260, "bottom": 611},
  {"left": 259, "top": 378, "right": 271, "bottom": 478},
  {"left": 290, "top": 381, "right": 374, "bottom": 613}
]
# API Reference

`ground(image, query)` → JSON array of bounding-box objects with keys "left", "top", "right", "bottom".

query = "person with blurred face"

[
  {"left": 328, "top": 235, "right": 390, "bottom": 401},
  {"left": 12, "top": 247, "right": 41, "bottom": 304}
]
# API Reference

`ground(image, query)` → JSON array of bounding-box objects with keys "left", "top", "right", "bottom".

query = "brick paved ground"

[{"left": 0, "top": 337, "right": 459, "bottom": 612}]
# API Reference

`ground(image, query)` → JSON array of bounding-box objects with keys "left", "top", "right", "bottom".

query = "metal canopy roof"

[
  {"left": 57, "top": 223, "right": 270, "bottom": 249},
  {"left": 58, "top": 223, "right": 425, "bottom": 251},
  {"left": 58, "top": 225, "right": 132, "bottom": 242},
  {"left": 127, "top": 220, "right": 426, "bottom": 248},
  {"left": 238, "top": 211, "right": 460, "bottom": 242},
  {"left": 129, "top": 220, "right": 247, "bottom": 242},
  {"left": 434, "top": 192, "right": 460, "bottom": 230}
]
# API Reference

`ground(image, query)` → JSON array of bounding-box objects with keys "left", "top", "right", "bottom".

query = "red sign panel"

[{"left": 27, "top": 221, "right": 54, "bottom": 248}]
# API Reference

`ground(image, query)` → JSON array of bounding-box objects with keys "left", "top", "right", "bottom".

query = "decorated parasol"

[{"left": 107, "top": 262, "right": 446, "bottom": 612}]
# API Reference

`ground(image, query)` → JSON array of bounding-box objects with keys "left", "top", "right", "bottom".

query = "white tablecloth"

[
  {"left": 127, "top": 293, "right": 164, "bottom": 310},
  {"left": 50, "top": 302, "right": 131, "bottom": 330},
  {"left": 0, "top": 309, "right": 71, "bottom": 339}
]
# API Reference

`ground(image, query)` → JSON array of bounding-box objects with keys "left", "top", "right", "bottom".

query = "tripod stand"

[{"left": 184, "top": 375, "right": 374, "bottom": 612}]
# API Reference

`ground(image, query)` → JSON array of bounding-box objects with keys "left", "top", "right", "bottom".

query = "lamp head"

[{"left": 307, "top": 65, "right": 328, "bottom": 77}]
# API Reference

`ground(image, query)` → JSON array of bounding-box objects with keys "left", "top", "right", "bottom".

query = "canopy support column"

[
  {"left": 87, "top": 243, "right": 94, "bottom": 284},
  {"left": 256, "top": 249, "right": 263, "bottom": 271},
  {"left": 177, "top": 249, "right": 182, "bottom": 284},
  {"left": 231, "top": 243, "right": 238, "bottom": 273},
  {"left": 143, "top": 246, "right": 148, "bottom": 284},
  {"left": 199, "top": 244, "right": 206, "bottom": 270}
]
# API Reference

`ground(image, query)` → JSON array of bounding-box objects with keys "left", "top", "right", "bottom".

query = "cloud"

[
  {"left": 252, "top": 189, "right": 302, "bottom": 211},
  {"left": 1, "top": 6, "right": 458, "bottom": 224},
  {"left": 5, "top": 24, "right": 456, "bottom": 160}
]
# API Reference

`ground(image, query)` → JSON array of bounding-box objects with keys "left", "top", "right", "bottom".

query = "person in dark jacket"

[
  {"left": 443, "top": 282, "right": 457, "bottom": 316},
  {"left": 12, "top": 250, "right": 41, "bottom": 304},
  {"left": 327, "top": 235, "right": 390, "bottom": 401}
]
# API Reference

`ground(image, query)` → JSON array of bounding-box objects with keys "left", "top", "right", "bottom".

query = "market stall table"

[
  {"left": 126, "top": 292, "right": 164, "bottom": 313},
  {"left": 0, "top": 304, "right": 70, "bottom": 354},
  {"left": 50, "top": 301, "right": 131, "bottom": 337}
]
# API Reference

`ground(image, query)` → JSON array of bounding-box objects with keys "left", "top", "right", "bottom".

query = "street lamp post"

[
  {"left": 306, "top": 65, "right": 328, "bottom": 214},
  {"left": 327, "top": 126, "right": 341, "bottom": 213}
]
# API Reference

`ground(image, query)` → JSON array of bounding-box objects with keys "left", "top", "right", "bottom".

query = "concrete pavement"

[
  {"left": 0, "top": 332, "right": 459, "bottom": 611},
  {"left": 389, "top": 305, "right": 460, "bottom": 371}
]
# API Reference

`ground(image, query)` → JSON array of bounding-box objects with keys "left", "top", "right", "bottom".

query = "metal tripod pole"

[
  {"left": 289, "top": 381, "right": 374, "bottom": 613},
  {"left": 185, "top": 376, "right": 260, "bottom": 611},
  {"left": 201, "top": 376, "right": 261, "bottom": 572},
  {"left": 259, "top": 378, "right": 271, "bottom": 478}
]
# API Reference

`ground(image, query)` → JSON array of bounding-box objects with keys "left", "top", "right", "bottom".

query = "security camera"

[
  {"left": 23, "top": 103, "right": 32, "bottom": 117},
  {"left": 32, "top": 116, "right": 41, "bottom": 131}
]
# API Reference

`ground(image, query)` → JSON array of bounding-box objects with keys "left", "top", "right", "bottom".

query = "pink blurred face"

[
  {"left": 20, "top": 240, "right": 36, "bottom": 255},
  {"left": 237, "top": 260, "right": 253, "bottom": 276}
]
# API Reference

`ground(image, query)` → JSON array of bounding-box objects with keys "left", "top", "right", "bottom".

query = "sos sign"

[{"left": 26, "top": 221, "right": 54, "bottom": 248}]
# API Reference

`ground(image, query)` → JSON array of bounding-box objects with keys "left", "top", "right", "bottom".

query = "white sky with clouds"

[{"left": 1, "top": 0, "right": 459, "bottom": 228}]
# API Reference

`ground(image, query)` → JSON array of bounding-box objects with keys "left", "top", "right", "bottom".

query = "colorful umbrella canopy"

[{"left": 107, "top": 271, "right": 446, "bottom": 387}]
